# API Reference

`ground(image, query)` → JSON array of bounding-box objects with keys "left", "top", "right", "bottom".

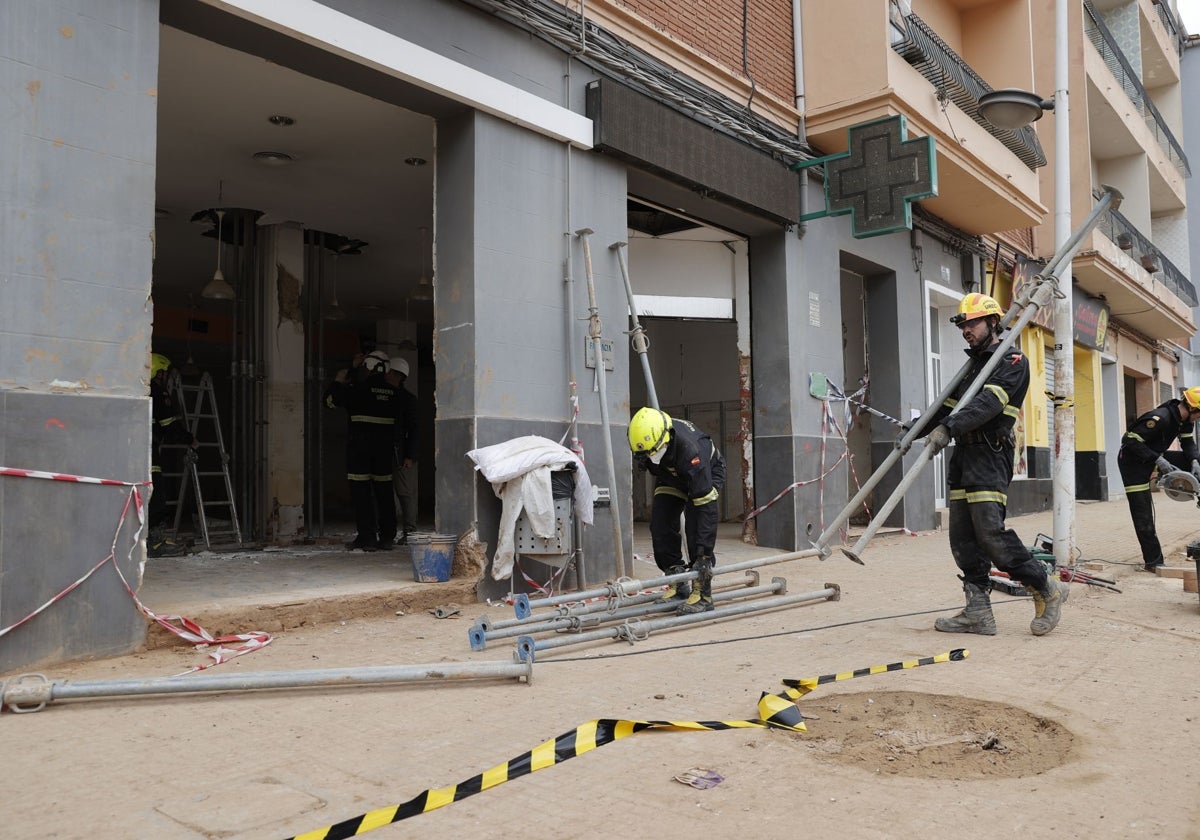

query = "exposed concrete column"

[{"left": 260, "top": 223, "right": 306, "bottom": 538}]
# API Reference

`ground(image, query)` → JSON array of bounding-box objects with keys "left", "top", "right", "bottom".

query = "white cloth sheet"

[{"left": 466, "top": 436, "right": 593, "bottom": 580}]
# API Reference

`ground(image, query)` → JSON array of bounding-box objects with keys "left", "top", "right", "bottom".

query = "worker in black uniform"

[
  {"left": 629, "top": 407, "right": 726, "bottom": 614},
  {"left": 148, "top": 353, "right": 197, "bottom": 557},
  {"left": 326, "top": 349, "right": 400, "bottom": 551},
  {"left": 1117, "top": 386, "right": 1200, "bottom": 571},
  {"left": 919, "top": 293, "right": 1069, "bottom": 637}
]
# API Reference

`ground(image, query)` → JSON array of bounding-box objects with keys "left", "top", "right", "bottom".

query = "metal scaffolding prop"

[
  {"left": 1, "top": 660, "right": 532, "bottom": 714},
  {"left": 511, "top": 547, "right": 825, "bottom": 619},
  {"left": 471, "top": 573, "right": 782, "bottom": 651},
  {"left": 611, "top": 240, "right": 660, "bottom": 410},
  {"left": 516, "top": 584, "right": 840, "bottom": 662},
  {"left": 820, "top": 187, "right": 1122, "bottom": 564},
  {"left": 576, "top": 228, "right": 629, "bottom": 579}
]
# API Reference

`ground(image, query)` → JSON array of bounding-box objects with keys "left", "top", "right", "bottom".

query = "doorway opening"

[{"left": 150, "top": 22, "right": 437, "bottom": 548}]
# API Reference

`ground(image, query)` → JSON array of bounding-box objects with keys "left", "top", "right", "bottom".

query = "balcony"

[
  {"left": 801, "top": 0, "right": 1045, "bottom": 236},
  {"left": 1072, "top": 206, "right": 1196, "bottom": 339},
  {"left": 1084, "top": 2, "right": 1189, "bottom": 181}
]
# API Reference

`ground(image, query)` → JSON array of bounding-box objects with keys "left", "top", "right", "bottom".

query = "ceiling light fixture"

[
  {"left": 267, "top": 114, "right": 295, "bottom": 126},
  {"left": 252, "top": 150, "right": 294, "bottom": 166},
  {"left": 405, "top": 157, "right": 427, "bottom": 166},
  {"left": 201, "top": 209, "right": 235, "bottom": 300}
]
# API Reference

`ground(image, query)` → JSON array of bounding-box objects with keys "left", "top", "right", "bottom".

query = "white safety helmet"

[
  {"left": 392, "top": 357, "right": 410, "bottom": 378},
  {"left": 363, "top": 350, "right": 391, "bottom": 374}
]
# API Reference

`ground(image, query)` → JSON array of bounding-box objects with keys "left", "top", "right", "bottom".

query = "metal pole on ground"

[
  {"left": 1, "top": 660, "right": 533, "bottom": 713},
  {"left": 576, "top": 228, "right": 629, "bottom": 578},
  {"left": 511, "top": 545, "right": 823, "bottom": 618},
  {"left": 472, "top": 575, "right": 783, "bottom": 650},
  {"left": 516, "top": 585, "right": 839, "bottom": 662}
]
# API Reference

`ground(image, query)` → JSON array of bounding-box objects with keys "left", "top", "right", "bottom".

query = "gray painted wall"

[
  {"left": 750, "top": 196, "right": 951, "bottom": 550},
  {"left": 1, "top": 0, "right": 158, "bottom": 672},
  {"left": 435, "top": 110, "right": 631, "bottom": 597}
]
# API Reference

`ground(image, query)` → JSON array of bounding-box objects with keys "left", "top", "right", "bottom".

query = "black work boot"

[
  {"left": 1030, "top": 577, "right": 1069, "bottom": 636},
  {"left": 677, "top": 556, "right": 714, "bottom": 614},
  {"left": 657, "top": 565, "right": 692, "bottom": 603},
  {"left": 934, "top": 581, "right": 998, "bottom": 635}
]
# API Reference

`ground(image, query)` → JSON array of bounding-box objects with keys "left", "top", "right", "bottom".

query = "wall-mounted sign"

[
  {"left": 793, "top": 115, "right": 937, "bottom": 238},
  {"left": 1074, "top": 295, "right": 1110, "bottom": 351},
  {"left": 1010, "top": 255, "right": 1110, "bottom": 350}
]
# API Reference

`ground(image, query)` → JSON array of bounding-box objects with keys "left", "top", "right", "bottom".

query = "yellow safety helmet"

[
  {"left": 1182, "top": 386, "right": 1200, "bottom": 410},
  {"left": 950, "top": 293, "right": 1004, "bottom": 325},
  {"left": 150, "top": 353, "right": 172, "bottom": 378},
  {"left": 629, "top": 407, "right": 672, "bottom": 454}
]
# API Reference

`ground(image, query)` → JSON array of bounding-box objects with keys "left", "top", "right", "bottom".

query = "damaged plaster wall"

[{"left": 263, "top": 224, "right": 307, "bottom": 538}]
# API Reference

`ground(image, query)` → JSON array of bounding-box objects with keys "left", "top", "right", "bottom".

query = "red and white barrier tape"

[{"left": 0, "top": 466, "right": 272, "bottom": 674}]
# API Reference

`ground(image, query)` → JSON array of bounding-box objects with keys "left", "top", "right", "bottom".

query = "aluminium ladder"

[{"left": 166, "top": 370, "right": 243, "bottom": 549}]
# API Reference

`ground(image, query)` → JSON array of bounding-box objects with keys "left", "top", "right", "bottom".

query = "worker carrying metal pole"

[
  {"left": 912, "top": 292, "right": 1069, "bottom": 637},
  {"left": 818, "top": 187, "right": 1122, "bottom": 562}
]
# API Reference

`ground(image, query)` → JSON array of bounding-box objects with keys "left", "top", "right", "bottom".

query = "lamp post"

[{"left": 978, "top": 0, "right": 1073, "bottom": 568}]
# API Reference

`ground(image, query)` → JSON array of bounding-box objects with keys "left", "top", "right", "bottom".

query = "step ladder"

[{"left": 165, "top": 370, "right": 243, "bottom": 550}]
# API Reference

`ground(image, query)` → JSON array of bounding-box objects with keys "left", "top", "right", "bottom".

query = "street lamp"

[
  {"left": 977, "top": 88, "right": 1054, "bottom": 130},
  {"left": 976, "top": 0, "right": 1073, "bottom": 569}
]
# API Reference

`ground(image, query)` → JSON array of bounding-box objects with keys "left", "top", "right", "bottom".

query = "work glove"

[
  {"left": 895, "top": 433, "right": 912, "bottom": 455},
  {"left": 1154, "top": 456, "right": 1174, "bottom": 476},
  {"left": 925, "top": 424, "right": 952, "bottom": 454}
]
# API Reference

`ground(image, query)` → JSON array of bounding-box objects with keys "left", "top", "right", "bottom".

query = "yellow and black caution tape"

[
  {"left": 290, "top": 649, "right": 967, "bottom": 840},
  {"left": 780, "top": 647, "right": 967, "bottom": 698}
]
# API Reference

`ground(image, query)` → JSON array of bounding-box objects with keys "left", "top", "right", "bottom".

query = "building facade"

[{"left": 0, "top": 0, "right": 1192, "bottom": 672}]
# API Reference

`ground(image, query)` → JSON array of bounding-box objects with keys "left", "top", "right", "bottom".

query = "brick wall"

[{"left": 615, "top": 0, "right": 796, "bottom": 105}]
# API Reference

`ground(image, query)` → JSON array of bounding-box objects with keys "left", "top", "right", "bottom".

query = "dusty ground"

[{"left": 1, "top": 499, "right": 1199, "bottom": 839}]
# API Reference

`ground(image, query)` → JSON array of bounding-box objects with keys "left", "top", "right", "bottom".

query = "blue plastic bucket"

[{"left": 409, "top": 534, "right": 455, "bottom": 582}]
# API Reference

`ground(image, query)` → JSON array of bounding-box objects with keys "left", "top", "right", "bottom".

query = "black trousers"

[
  {"left": 347, "top": 432, "right": 396, "bottom": 542},
  {"left": 1118, "top": 448, "right": 1190, "bottom": 566},
  {"left": 946, "top": 441, "right": 1046, "bottom": 589},
  {"left": 649, "top": 460, "right": 726, "bottom": 573}
]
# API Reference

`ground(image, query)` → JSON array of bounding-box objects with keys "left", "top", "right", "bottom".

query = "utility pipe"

[
  {"left": 563, "top": 141, "right": 587, "bottom": 589},
  {"left": 1, "top": 660, "right": 533, "bottom": 713},
  {"left": 838, "top": 189, "right": 1120, "bottom": 564},
  {"left": 610, "top": 241, "right": 659, "bottom": 409},
  {"left": 576, "top": 228, "right": 629, "bottom": 578},
  {"left": 472, "top": 575, "right": 778, "bottom": 650},
  {"left": 516, "top": 585, "right": 839, "bottom": 662}
]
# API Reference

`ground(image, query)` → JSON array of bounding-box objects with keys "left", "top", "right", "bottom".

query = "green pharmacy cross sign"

[{"left": 793, "top": 115, "right": 937, "bottom": 238}]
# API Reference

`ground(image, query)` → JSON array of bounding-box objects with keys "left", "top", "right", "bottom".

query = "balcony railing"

[
  {"left": 1152, "top": 0, "right": 1185, "bottom": 56},
  {"left": 1084, "top": 2, "right": 1190, "bottom": 177},
  {"left": 1097, "top": 205, "right": 1197, "bottom": 306},
  {"left": 891, "top": 13, "right": 1047, "bottom": 171}
]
